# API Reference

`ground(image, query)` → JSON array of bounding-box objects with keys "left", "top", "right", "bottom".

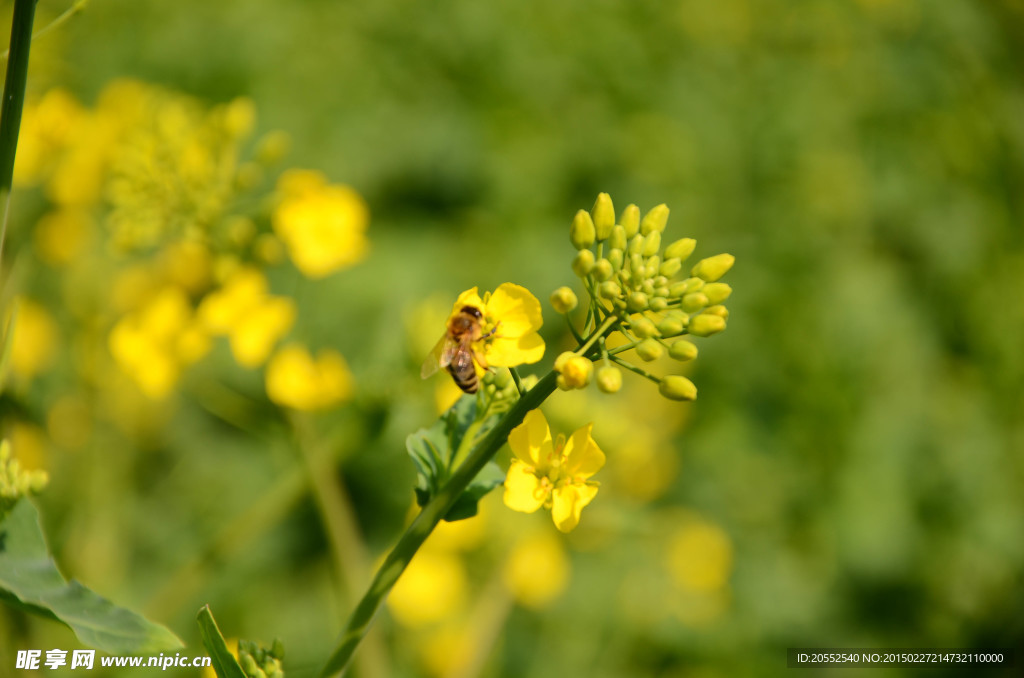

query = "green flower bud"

[
  {"left": 659, "top": 375, "right": 697, "bottom": 401},
  {"left": 691, "top": 253, "right": 735, "bottom": 282},
  {"left": 599, "top": 281, "right": 622, "bottom": 299},
  {"left": 591, "top": 193, "right": 615, "bottom": 240},
  {"left": 241, "top": 655, "right": 260, "bottom": 676},
  {"left": 554, "top": 351, "right": 575, "bottom": 373},
  {"left": 629, "top": 252, "right": 644, "bottom": 275},
  {"left": 664, "top": 238, "right": 697, "bottom": 261},
  {"left": 607, "top": 248, "right": 624, "bottom": 271},
  {"left": 649, "top": 297, "right": 669, "bottom": 312},
  {"left": 641, "top": 281, "right": 655, "bottom": 296},
  {"left": 659, "top": 258, "right": 682, "bottom": 278},
  {"left": 630, "top": 316, "right": 660, "bottom": 338},
  {"left": 627, "top": 291, "right": 649, "bottom": 311},
  {"left": 684, "top": 277, "right": 705, "bottom": 293},
  {"left": 704, "top": 304, "right": 729, "bottom": 319},
  {"left": 702, "top": 282, "right": 732, "bottom": 305},
  {"left": 618, "top": 269, "right": 632, "bottom": 285},
  {"left": 640, "top": 203, "right": 670, "bottom": 235},
  {"left": 620, "top": 204, "right": 640, "bottom": 238},
  {"left": 556, "top": 374, "right": 571, "bottom": 391},
  {"left": 653, "top": 275, "right": 668, "bottom": 287},
  {"left": 669, "top": 281, "right": 688, "bottom": 298},
  {"left": 271, "top": 639, "right": 285, "bottom": 660},
  {"left": 593, "top": 258, "right": 613, "bottom": 281},
  {"left": 596, "top": 365, "right": 622, "bottom": 393},
  {"left": 572, "top": 249, "right": 595, "bottom": 277},
  {"left": 28, "top": 470, "right": 49, "bottom": 494},
  {"left": 550, "top": 286, "right": 578, "bottom": 313},
  {"left": 559, "top": 355, "right": 593, "bottom": 389},
  {"left": 669, "top": 340, "right": 698, "bottom": 361},
  {"left": 610, "top": 224, "right": 627, "bottom": 250},
  {"left": 657, "top": 316, "right": 686, "bottom": 337},
  {"left": 570, "top": 210, "right": 596, "bottom": 250},
  {"left": 688, "top": 313, "right": 726, "bottom": 337},
  {"left": 642, "top": 231, "right": 662, "bottom": 257},
  {"left": 636, "top": 338, "right": 664, "bottom": 361},
  {"left": 681, "top": 292, "right": 709, "bottom": 313},
  {"left": 654, "top": 286, "right": 670, "bottom": 297}
]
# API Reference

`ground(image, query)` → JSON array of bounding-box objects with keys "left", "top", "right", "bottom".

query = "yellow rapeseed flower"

[
  {"left": 265, "top": 344, "right": 354, "bottom": 410},
  {"left": 272, "top": 169, "right": 369, "bottom": 279},
  {"left": 502, "top": 530, "right": 570, "bottom": 608},
  {"left": 503, "top": 410, "right": 604, "bottom": 532},
  {"left": 8, "top": 298, "right": 58, "bottom": 382},
  {"left": 197, "top": 267, "right": 295, "bottom": 368},
  {"left": 108, "top": 287, "right": 210, "bottom": 399},
  {"left": 33, "top": 208, "right": 94, "bottom": 266},
  {"left": 13, "top": 88, "right": 84, "bottom": 187},
  {"left": 447, "top": 283, "right": 545, "bottom": 368},
  {"left": 387, "top": 549, "right": 468, "bottom": 628}
]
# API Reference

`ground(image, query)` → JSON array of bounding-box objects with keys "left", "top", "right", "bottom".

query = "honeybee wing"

[{"left": 420, "top": 334, "right": 459, "bottom": 379}]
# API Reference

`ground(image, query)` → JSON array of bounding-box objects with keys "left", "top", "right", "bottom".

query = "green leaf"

[
  {"left": 444, "top": 461, "right": 505, "bottom": 522},
  {"left": 196, "top": 605, "right": 246, "bottom": 678},
  {"left": 0, "top": 499, "right": 183, "bottom": 653}
]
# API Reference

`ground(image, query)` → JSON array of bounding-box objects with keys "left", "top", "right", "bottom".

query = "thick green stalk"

[
  {"left": 0, "top": 0, "right": 35, "bottom": 191},
  {"left": 318, "top": 370, "right": 558, "bottom": 677},
  {"left": 0, "top": 0, "right": 37, "bottom": 272}
]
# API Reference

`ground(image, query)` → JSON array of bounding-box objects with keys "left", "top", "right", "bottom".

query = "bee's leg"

[{"left": 472, "top": 347, "right": 492, "bottom": 372}]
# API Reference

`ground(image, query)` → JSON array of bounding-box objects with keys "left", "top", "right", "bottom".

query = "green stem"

[
  {"left": 611, "top": 355, "right": 662, "bottom": 384},
  {"left": 0, "top": 0, "right": 37, "bottom": 274},
  {"left": 318, "top": 370, "right": 559, "bottom": 677},
  {"left": 508, "top": 366, "right": 525, "bottom": 397}
]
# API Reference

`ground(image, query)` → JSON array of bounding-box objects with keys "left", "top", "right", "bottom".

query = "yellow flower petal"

[
  {"left": 550, "top": 482, "right": 599, "bottom": 533},
  {"left": 503, "top": 460, "right": 547, "bottom": 514},
  {"left": 229, "top": 296, "right": 295, "bottom": 368},
  {"left": 485, "top": 331, "right": 545, "bottom": 367},
  {"left": 450, "top": 287, "right": 484, "bottom": 316},
  {"left": 485, "top": 283, "right": 543, "bottom": 337},
  {"left": 507, "top": 409, "right": 553, "bottom": 469},
  {"left": 561, "top": 423, "right": 605, "bottom": 479}
]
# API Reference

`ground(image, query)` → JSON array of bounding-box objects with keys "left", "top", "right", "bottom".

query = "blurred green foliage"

[{"left": 1, "top": 0, "right": 1022, "bottom": 676}]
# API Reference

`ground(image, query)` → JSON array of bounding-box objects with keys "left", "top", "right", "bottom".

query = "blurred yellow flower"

[
  {"left": 159, "top": 239, "right": 213, "bottom": 294},
  {"left": 13, "top": 88, "right": 84, "bottom": 186},
  {"left": 8, "top": 298, "right": 58, "bottom": 381},
  {"left": 448, "top": 283, "right": 545, "bottom": 368},
  {"left": 197, "top": 267, "right": 295, "bottom": 368},
  {"left": 109, "top": 287, "right": 211, "bottom": 399},
  {"left": 666, "top": 517, "right": 733, "bottom": 593},
  {"left": 502, "top": 530, "right": 570, "bottom": 608},
  {"left": 33, "top": 208, "right": 94, "bottom": 266},
  {"left": 265, "top": 344, "right": 354, "bottom": 410},
  {"left": 272, "top": 169, "right": 369, "bottom": 278},
  {"left": 503, "top": 410, "right": 604, "bottom": 532},
  {"left": 387, "top": 549, "right": 468, "bottom": 628}
]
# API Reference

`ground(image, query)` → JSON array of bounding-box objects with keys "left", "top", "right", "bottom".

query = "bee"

[{"left": 421, "top": 305, "right": 497, "bottom": 394}]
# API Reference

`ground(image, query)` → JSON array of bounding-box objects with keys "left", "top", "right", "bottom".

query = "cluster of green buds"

[
  {"left": 552, "top": 193, "right": 734, "bottom": 401},
  {"left": 238, "top": 638, "right": 285, "bottom": 678},
  {"left": 478, "top": 369, "right": 537, "bottom": 415},
  {"left": 0, "top": 440, "right": 49, "bottom": 520}
]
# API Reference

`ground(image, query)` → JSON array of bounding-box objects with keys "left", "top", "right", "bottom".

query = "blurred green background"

[{"left": 1, "top": 0, "right": 1022, "bottom": 676}]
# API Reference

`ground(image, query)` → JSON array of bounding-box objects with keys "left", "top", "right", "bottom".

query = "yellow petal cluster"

[
  {"left": 503, "top": 410, "right": 604, "bottom": 532},
  {"left": 197, "top": 267, "right": 295, "bottom": 368},
  {"left": 265, "top": 344, "right": 354, "bottom": 411},
  {"left": 272, "top": 169, "right": 369, "bottom": 278},
  {"left": 109, "top": 287, "right": 211, "bottom": 399}
]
